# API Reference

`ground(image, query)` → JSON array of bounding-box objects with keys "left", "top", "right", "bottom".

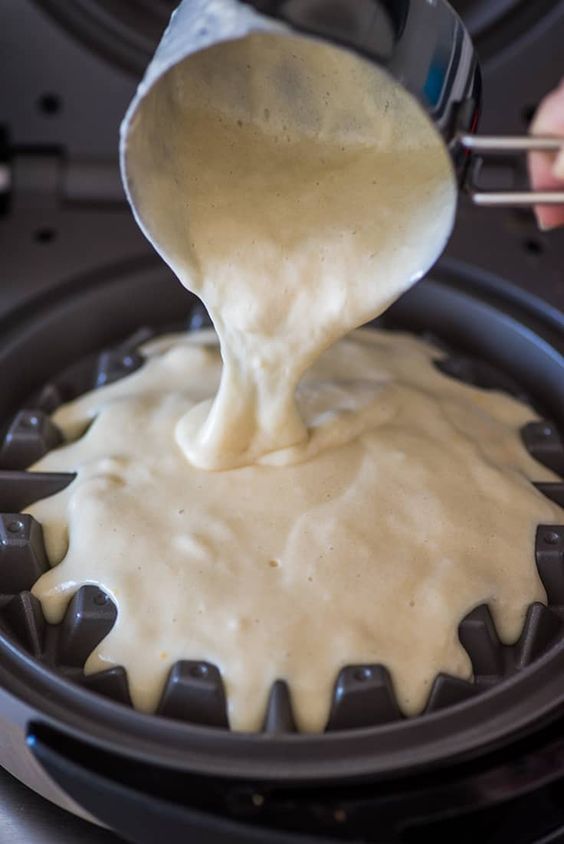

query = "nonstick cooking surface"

[{"left": 0, "top": 282, "right": 562, "bottom": 737}]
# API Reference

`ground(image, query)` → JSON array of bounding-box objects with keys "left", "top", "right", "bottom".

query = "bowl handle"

[{"left": 457, "top": 133, "right": 564, "bottom": 206}]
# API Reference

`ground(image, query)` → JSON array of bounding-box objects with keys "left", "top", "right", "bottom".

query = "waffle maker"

[{"left": 1, "top": 2, "right": 564, "bottom": 842}]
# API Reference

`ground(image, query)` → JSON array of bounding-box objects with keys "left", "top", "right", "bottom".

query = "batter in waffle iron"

[{"left": 27, "top": 34, "right": 563, "bottom": 731}]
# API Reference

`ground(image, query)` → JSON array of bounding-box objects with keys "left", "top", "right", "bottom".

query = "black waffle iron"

[
  {"left": 0, "top": 2, "right": 564, "bottom": 842},
  {"left": 0, "top": 258, "right": 563, "bottom": 844}
]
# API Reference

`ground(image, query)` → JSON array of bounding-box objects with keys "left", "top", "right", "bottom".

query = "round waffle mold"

[
  {"left": 0, "top": 271, "right": 562, "bottom": 738},
  {"left": 0, "top": 257, "right": 561, "bottom": 789}
]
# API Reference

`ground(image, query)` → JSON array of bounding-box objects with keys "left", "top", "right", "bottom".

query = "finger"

[
  {"left": 529, "top": 158, "right": 564, "bottom": 230},
  {"left": 528, "top": 79, "right": 564, "bottom": 230},
  {"left": 554, "top": 148, "right": 564, "bottom": 180}
]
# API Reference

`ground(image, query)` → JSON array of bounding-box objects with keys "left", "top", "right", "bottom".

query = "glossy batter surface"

[
  {"left": 29, "top": 329, "right": 561, "bottom": 731},
  {"left": 25, "top": 28, "right": 562, "bottom": 732},
  {"left": 123, "top": 33, "right": 457, "bottom": 469}
]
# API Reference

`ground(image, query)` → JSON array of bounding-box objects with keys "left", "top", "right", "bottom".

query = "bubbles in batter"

[
  {"left": 24, "top": 22, "right": 563, "bottom": 731},
  {"left": 28, "top": 329, "right": 562, "bottom": 731}
]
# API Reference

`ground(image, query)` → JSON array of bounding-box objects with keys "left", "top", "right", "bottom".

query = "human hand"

[{"left": 529, "top": 79, "right": 564, "bottom": 230}]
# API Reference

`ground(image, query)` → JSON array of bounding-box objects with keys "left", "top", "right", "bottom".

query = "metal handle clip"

[{"left": 458, "top": 134, "right": 564, "bottom": 208}]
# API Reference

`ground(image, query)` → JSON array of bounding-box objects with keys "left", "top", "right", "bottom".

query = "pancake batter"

[
  {"left": 25, "top": 31, "right": 563, "bottom": 731},
  {"left": 29, "top": 329, "right": 562, "bottom": 731},
  {"left": 121, "top": 34, "right": 458, "bottom": 469}
]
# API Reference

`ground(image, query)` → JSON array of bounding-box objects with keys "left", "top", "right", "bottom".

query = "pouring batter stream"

[{"left": 26, "top": 32, "right": 563, "bottom": 731}]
